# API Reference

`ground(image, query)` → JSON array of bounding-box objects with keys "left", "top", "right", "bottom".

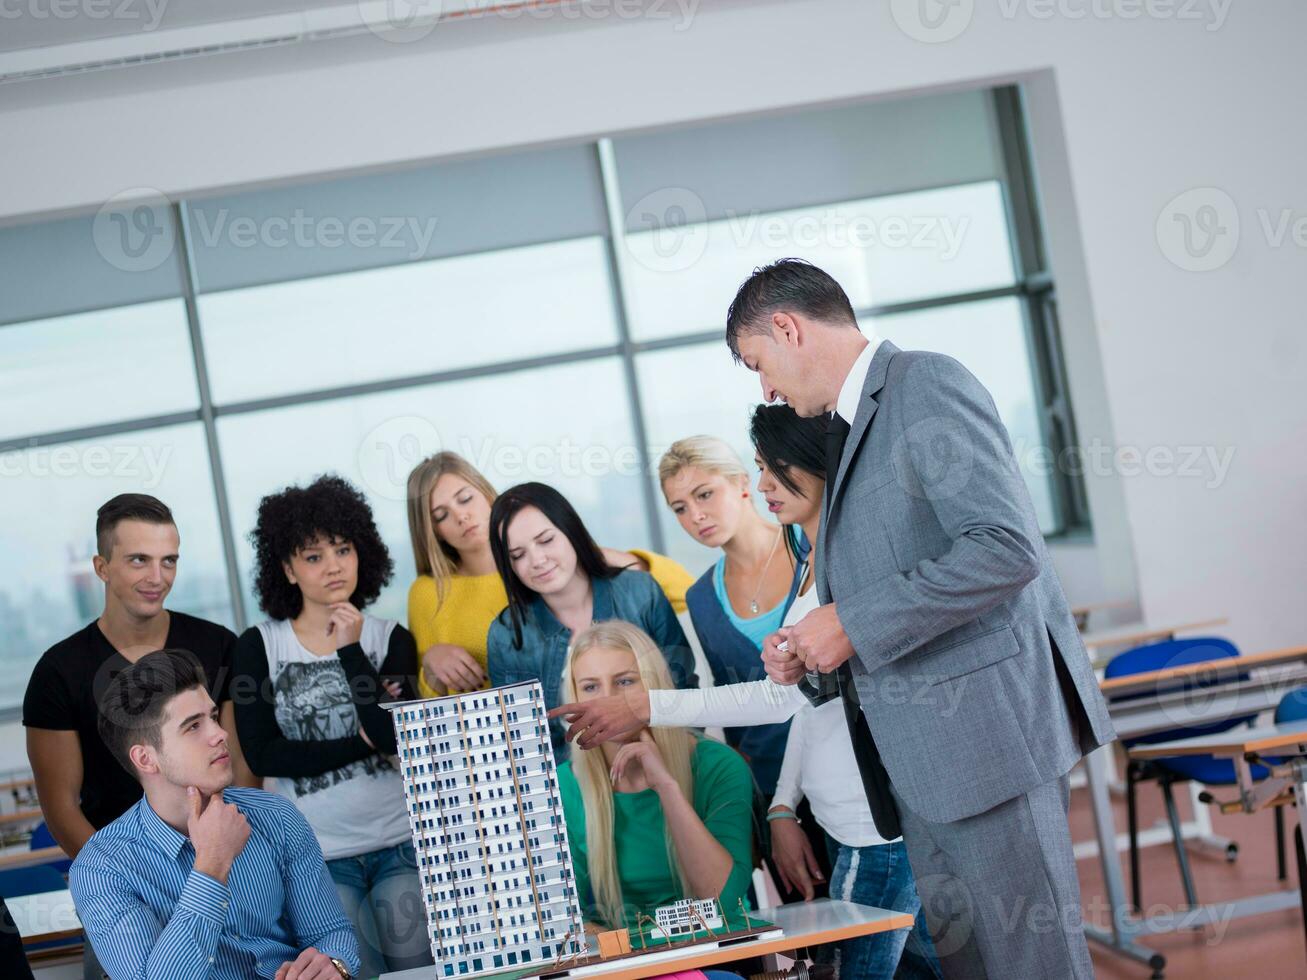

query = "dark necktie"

[{"left": 824, "top": 413, "right": 902, "bottom": 840}]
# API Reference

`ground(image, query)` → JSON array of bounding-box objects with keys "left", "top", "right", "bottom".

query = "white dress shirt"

[{"left": 834, "top": 331, "right": 884, "bottom": 425}]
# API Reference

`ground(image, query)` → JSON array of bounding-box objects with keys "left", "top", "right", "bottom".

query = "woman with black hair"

[
  {"left": 485, "top": 482, "right": 698, "bottom": 758},
  {"left": 232, "top": 475, "right": 431, "bottom": 978},
  {"left": 553, "top": 408, "right": 941, "bottom": 979}
]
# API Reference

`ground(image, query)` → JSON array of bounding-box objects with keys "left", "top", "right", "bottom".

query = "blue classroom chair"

[{"left": 1105, "top": 637, "right": 1283, "bottom": 910}]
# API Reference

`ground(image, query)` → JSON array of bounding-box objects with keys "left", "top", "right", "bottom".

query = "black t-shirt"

[{"left": 22, "top": 611, "right": 236, "bottom": 830}]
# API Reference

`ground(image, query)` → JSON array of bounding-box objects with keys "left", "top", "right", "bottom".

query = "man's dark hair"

[
  {"left": 251, "top": 474, "right": 394, "bottom": 620},
  {"left": 488, "top": 482, "right": 620, "bottom": 649},
  {"left": 97, "top": 649, "right": 208, "bottom": 780},
  {"left": 96, "top": 494, "right": 176, "bottom": 559},
  {"left": 750, "top": 403, "right": 828, "bottom": 566},
  {"left": 725, "top": 258, "right": 858, "bottom": 362}
]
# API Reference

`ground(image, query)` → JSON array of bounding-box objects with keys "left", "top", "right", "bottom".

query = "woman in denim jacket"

[{"left": 486, "top": 482, "right": 698, "bottom": 759}]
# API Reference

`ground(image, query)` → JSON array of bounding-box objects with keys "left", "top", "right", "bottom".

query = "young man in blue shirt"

[{"left": 69, "top": 649, "right": 362, "bottom": 980}]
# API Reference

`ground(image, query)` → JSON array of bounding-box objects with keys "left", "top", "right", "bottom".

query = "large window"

[{"left": 0, "top": 85, "right": 1084, "bottom": 716}]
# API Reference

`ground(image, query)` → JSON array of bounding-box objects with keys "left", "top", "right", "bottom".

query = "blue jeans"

[
  {"left": 326, "top": 841, "right": 431, "bottom": 979},
  {"left": 819, "top": 839, "right": 942, "bottom": 980}
]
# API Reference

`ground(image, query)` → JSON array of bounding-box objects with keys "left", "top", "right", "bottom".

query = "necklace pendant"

[{"left": 749, "top": 600, "right": 760, "bottom": 614}]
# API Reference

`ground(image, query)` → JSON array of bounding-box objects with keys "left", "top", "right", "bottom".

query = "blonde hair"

[
  {"left": 657, "top": 436, "right": 750, "bottom": 498},
  {"left": 405, "top": 452, "right": 498, "bottom": 604},
  {"left": 561, "top": 621, "right": 698, "bottom": 929}
]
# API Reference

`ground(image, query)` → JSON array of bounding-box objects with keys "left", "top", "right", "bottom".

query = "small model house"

[
  {"left": 652, "top": 898, "right": 724, "bottom": 940},
  {"left": 385, "top": 682, "right": 586, "bottom": 977}
]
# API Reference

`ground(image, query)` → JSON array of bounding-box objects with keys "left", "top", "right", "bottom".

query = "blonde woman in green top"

[{"left": 557, "top": 621, "right": 755, "bottom": 934}]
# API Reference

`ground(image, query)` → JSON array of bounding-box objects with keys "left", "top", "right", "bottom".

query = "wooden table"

[
  {"left": 379, "top": 899, "right": 912, "bottom": 979},
  {"left": 1084, "top": 644, "right": 1307, "bottom": 976},
  {"left": 1082, "top": 617, "right": 1229, "bottom": 669},
  {"left": 0, "top": 846, "right": 67, "bottom": 870}
]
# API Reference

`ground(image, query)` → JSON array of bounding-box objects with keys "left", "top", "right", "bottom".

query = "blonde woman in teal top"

[{"left": 556, "top": 621, "right": 754, "bottom": 934}]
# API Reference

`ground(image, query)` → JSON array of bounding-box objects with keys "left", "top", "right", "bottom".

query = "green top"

[{"left": 558, "top": 736, "right": 755, "bottom": 933}]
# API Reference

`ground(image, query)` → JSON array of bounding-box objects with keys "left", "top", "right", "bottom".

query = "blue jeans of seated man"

[
  {"left": 816, "top": 838, "right": 942, "bottom": 980},
  {"left": 327, "top": 841, "right": 431, "bottom": 979}
]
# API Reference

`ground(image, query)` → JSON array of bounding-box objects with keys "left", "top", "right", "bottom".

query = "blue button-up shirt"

[
  {"left": 487, "top": 569, "right": 697, "bottom": 758},
  {"left": 69, "top": 787, "right": 360, "bottom": 980}
]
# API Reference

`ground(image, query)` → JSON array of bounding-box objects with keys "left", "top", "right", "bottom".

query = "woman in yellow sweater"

[{"left": 405, "top": 452, "right": 694, "bottom": 698}]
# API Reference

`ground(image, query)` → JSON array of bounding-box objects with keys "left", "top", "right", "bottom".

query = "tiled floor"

[{"left": 1072, "top": 750, "right": 1307, "bottom": 978}]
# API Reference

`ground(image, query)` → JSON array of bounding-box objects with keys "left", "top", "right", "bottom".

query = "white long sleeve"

[
  {"left": 770, "top": 705, "right": 808, "bottom": 812},
  {"left": 648, "top": 678, "right": 807, "bottom": 729}
]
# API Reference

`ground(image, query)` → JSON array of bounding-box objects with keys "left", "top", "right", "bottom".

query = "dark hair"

[
  {"left": 250, "top": 474, "right": 394, "bottom": 620},
  {"left": 97, "top": 649, "right": 208, "bottom": 780},
  {"left": 489, "top": 482, "right": 619, "bottom": 649},
  {"left": 725, "top": 258, "right": 858, "bottom": 361},
  {"left": 750, "top": 403, "right": 827, "bottom": 565},
  {"left": 96, "top": 494, "right": 175, "bottom": 558}
]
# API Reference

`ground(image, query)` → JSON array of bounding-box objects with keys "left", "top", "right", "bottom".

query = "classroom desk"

[
  {"left": 1130, "top": 719, "right": 1307, "bottom": 951},
  {"left": 0, "top": 845, "right": 66, "bottom": 870},
  {"left": 6, "top": 887, "right": 81, "bottom": 946},
  {"left": 1071, "top": 599, "right": 1133, "bottom": 631},
  {"left": 1082, "top": 617, "right": 1230, "bottom": 670},
  {"left": 1085, "top": 644, "right": 1307, "bottom": 976},
  {"left": 379, "top": 899, "right": 912, "bottom": 980}
]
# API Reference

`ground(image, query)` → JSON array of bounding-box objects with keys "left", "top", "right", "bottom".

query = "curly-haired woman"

[{"left": 231, "top": 475, "right": 431, "bottom": 978}]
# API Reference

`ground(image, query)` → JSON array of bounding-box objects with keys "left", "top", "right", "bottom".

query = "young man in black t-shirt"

[{"left": 22, "top": 494, "right": 258, "bottom": 859}]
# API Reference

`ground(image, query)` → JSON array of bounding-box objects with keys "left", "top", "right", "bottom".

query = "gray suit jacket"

[{"left": 806, "top": 341, "right": 1115, "bottom": 824}]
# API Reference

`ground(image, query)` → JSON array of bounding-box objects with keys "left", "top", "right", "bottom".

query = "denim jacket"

[{"left": 486, "top": 569, "right": 697, "bottom": 759}]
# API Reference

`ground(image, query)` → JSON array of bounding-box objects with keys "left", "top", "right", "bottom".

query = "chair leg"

[
  {"left": 1126, "top": 762, "right": 1142, "bottom": 911},
  {"left": 1276, "top": 805, "right": 1287, "bottom": 881},
  {"left": 1295, "top": 822, "right": 1307, "bottom": 960},
  {"left": 1161, "top": 779, "right": 1199, "bottom": 907}
]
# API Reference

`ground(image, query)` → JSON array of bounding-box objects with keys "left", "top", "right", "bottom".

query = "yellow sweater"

[{"left": 407, "top": 548, "right": 694, "bottom": 699}]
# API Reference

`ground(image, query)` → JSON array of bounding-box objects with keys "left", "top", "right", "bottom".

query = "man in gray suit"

[{"left": 731, "top": 259, "right": 1115, "bottom": 978}]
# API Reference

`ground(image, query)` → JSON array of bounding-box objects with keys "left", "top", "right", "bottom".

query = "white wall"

[{"left": 3, "top": 0, "right": 1303, "bottom": 654}]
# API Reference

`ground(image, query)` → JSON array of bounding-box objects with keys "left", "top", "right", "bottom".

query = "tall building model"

[{"left": 385, "top": 681, "right": 586, "bottom": 978}]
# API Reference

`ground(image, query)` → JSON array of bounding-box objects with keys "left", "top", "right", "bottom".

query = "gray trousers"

[{"left": 892, "top": 775, "right": 1094, "bottom": 980}]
